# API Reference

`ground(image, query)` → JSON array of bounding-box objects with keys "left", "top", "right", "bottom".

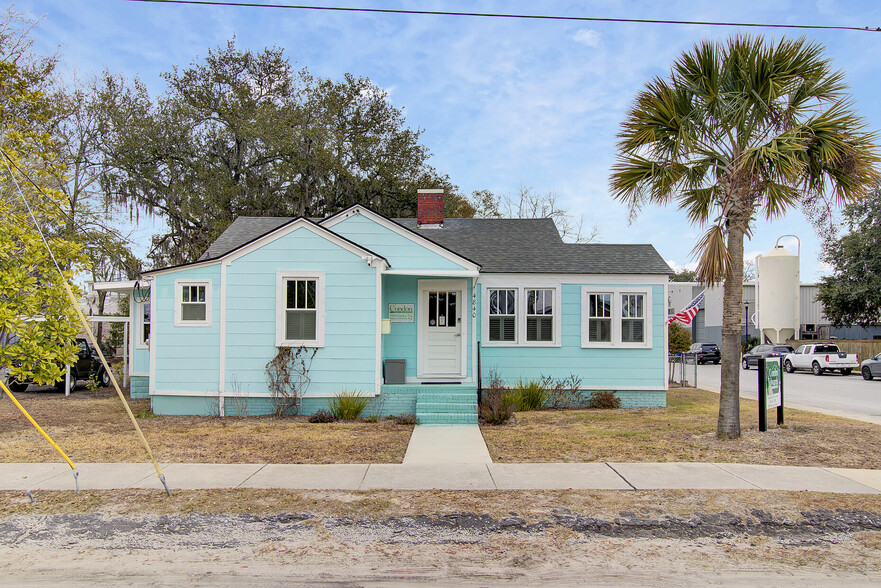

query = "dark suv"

[
  {"left": 686, "top": 342, "right": 721, "bottom": 364},
  {"left": 4, "top": 338, "right": 110, "bottom": 394}
]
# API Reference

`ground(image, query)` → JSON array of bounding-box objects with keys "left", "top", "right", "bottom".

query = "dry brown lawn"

[
  {"left": 0, "top": 388, "right": 412, "bottom": 464},
  {"left": 481, "top": 387, "right": 881, "bottom": 469}
]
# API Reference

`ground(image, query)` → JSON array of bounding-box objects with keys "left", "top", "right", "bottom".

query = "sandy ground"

[{"left": 2, "top": 507, "right": 881, "bottom": 586}]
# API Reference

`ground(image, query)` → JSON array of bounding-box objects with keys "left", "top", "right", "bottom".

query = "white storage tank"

[{"left": 755, "top": 242, "right": 800, "bottom": 344}]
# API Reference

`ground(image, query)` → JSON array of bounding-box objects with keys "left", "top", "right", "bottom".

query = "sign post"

[{"left": 758, "top": 357, "right": 784, "bottom": 432}]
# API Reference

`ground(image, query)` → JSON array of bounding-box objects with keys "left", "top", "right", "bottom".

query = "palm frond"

[{"left": 692, "top": 224, "right": 731, "bottom": 286}]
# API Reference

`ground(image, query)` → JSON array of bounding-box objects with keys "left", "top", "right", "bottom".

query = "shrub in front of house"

[
  {"left": 514, "top": 378, "right": 549, "bottom": 411},
  {"left": 587, "top": 390, "right": 621, "bottom": 409},
  {"left": 328, "top": 390, "right": 371, "bottom": 420},
  {"left": 308, "top": 409, "right": 337, "bottom": 423},
  {"left": 389, "top": 413, "right": 419, "bottom": 425},
  {"left": 479, "top": 371, "right": 516, "bottom": 425}
]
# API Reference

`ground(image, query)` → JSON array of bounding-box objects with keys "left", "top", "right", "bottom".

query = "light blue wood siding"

[
  {"left": 477, "top": 283, "right": 666, "bottom": 389},
  {"left": 223, "top": 226, "right": 377, "bottom": 396},
  {"left": 381, "top": 275, "right": 472, "bottom": 380},
  {"left": 153, "top": 264, "right": 222, "bottom": 393},
  {"left": 331, "top": 213, "right": 467, "bottom": 270}
]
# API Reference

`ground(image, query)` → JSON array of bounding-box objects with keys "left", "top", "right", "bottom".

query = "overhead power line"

[{"left": 125, "top": 0, "right": 881, "bottom": 33}]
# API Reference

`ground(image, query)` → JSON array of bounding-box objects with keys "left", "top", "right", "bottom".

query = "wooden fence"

[{"left": 789, "top": 339, "right": 881, "bottom": 360}]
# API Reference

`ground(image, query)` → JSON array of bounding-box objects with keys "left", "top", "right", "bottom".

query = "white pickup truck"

[{"left": 783, "top": 344, "right": 859, "bottom": 376}]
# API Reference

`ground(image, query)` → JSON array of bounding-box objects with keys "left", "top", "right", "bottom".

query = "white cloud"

[
  {"left": 573, "top": 29, "right": 601, "bottom": 47},
  {"left": 666, "top": 260, "right": 697, "bottom": 272}
]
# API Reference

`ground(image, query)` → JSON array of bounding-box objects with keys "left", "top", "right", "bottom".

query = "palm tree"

[{"left": 610, "top": 35, "right": 878, "bottom": 439}]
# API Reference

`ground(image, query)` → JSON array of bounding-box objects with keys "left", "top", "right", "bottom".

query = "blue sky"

[{"left": 18, "top": 0, "right": 881, "bottom": 281}]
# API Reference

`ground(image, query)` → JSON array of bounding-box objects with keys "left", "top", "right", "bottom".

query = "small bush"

[
  {"left": 545, "top": 374, "right": 588, "bottom": 408},
  {"left": 479, "top": 370, "right": 515, "bottom": 425},
  {"left": 390, "top": 413, "right": 419, "bottom": 425},
  {"left": 514, "top": 379, "right": 549, "bottom": 411},
  {"left": 587, "top": 390, "right": 621, "bottom": 409},
  {"left": 328, "top": 390, "right": 370, "bottom": 420},
  {"left": 308, "top": 409, "right": 337, "bottom": 423}
]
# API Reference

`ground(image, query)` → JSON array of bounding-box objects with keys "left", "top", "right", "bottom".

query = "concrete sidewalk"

[{"left": 2, "top": 461, "right": 880, "bottom": 494}]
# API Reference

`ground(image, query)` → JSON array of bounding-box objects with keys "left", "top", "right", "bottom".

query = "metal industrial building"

[{"left": 668, "top": 282, "right": 881, "bottom": 345}]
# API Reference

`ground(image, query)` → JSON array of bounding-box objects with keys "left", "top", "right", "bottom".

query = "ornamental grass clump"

[
  {"left": 514, "top": 378, "right": 549, "bottom": 411},
  {"left": 328, "top": 390, "right": 371, "bottom": 420}
]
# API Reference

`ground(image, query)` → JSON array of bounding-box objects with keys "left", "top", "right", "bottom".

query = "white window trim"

[
  {"left": 276, "top": 271, "right": 325, "bottom": 347},
  {"left": 581, "top": 287, "right": 653, "bottom": 349},
  {"left": 174, "top": 280, "right": 212, "bottom": 327},
  {"left": 136, "top": 300, "right": 150, "bottom": 349},
  {"left": 481, "top": 284, "right": 561, "bottom": 348}
]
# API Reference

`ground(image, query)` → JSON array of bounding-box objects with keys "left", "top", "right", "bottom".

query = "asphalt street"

[{"left": 696, "top": 363, "right": 881, "bottom": 425}]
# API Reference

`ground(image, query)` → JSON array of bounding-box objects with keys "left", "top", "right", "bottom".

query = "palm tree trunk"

[{"left": 717, "top": 218, "right": 746, "bottom": 439}]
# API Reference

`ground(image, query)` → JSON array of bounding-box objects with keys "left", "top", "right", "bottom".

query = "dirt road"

[{"left": 3, "top": 507, "right": 881, "bottom": 586}]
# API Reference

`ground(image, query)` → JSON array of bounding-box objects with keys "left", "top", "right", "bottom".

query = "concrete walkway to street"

[
  {"left": 403, "top": 425, "right": 493, "bottom": 464},
  {"left": 3, "top": 460, "right": 881, "bottom": 494}
]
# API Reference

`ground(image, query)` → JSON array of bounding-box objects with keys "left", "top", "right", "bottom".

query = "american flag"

[{"left": 668, "top": 290, "right": 705, "bottom": 325}]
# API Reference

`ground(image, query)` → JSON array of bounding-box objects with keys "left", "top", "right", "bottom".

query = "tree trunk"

[{"left": 717, "top": 218, "right": 747, "bottom": 439}]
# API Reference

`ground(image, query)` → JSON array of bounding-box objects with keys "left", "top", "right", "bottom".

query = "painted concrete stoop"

[{"left": 415, "top": 385, "right": 478, "bottom": 425}]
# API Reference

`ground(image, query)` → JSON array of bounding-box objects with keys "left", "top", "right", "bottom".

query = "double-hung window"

[
  {"left": 621, "top": 293, "right": 645, "bottom": 343},
  {"left": 488, "top": 288, "right": 516, "bottom": 342},
  {"left": 174, "top": 280, "right": 211, "bottom": 326},
  {"left": 582, "top": 287, "right": 652, "bottom": 348},
  {"left": 587, "top": 293, "right": 612, "bottom": 343},
  {"left": 484, "top": 286, "right": 559, "bottom": 345},
  {"left": 276, "top": 271, "right": 325, "bottom": 347},
  {"left": 137, "top": 302, "right": 151, "bottom": 348},
  {"left": 526, "top": 289, "right": 554, "bottom": 342}
]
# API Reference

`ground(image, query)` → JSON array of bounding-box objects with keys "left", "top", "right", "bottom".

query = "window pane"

[
  {"left": 181, "top": 303, "right": 206, "bottom": 321},
  {"left": 527, "top": 290, "right": 536, "bottom": 315},
  {"left": 622, "top": 319, "right": 644, "bottom": 343},
  {"left": 489, "top": 290, "right": 499, "bottom": 314},
  {"left": 489, "top": 316, "right": 515, "bottom": 342},
  {"left": 589, "top": 318, "right": 611, "bottom": 342},
  {"left": 505, "top": 290, "right": 515, "bottom": 314},
  {"left": 438, "top": 292, "right": 447, "bottom": 326},
  {"left": 448, "top": 292, "right": 456, "bottom": 326},
  {"left": 197, "top": 286, "right": 205, "bottom": 302},
  {"left": 286, "top": 281, "right": 296, "bottom": 309},
  {"left": 636, "top": 295, "right": 644, "bottom": 318},
  {"left": 297, "top": 280, "right": 306, "bottom": 309},
  {"left": 143, "top": 303, "right": 151, "bottom": 323},
  {"left": 182, "top": 286, "right": 190, "bottom": 303},
  {"left": 286, "top": 309, "right": 317, "bottom": 340},
  {"left": 429, "top": 292, "right": 437, "bottom": 326},
  {"left": 306, "top": 280, "right": 316, "bottom": 309},
  {"left": 527, "top": 316, "right": 553, "bottom": 342}
]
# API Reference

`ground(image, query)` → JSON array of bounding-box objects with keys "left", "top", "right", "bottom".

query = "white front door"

[{"left": 419, "top": 280, "right": 465, "bottom": 378}]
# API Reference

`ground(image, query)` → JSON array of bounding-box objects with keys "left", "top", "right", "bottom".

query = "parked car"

[
  {"left": 783, "top": 343, "right": 859, "bottom": 376},
  {"left": 3, "top": 338, "right": 111, "bottom": 393},
  {"left": 741, "top": 344, "right": 794, "bottom": 370},
  {"left": 861, "top": 353, "right": 881, "bottom": 380},
  {"left": 685, "top": 342, "right": 721, "bottom": 365}
]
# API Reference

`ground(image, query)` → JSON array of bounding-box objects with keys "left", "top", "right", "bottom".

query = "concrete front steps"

[{"left": 415, "top": 385, "right": 478, "bottom": 425}]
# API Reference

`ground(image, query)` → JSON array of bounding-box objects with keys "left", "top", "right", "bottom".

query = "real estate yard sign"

[{"left": 758, "top": 358, "right": 784, "bottom": 432}]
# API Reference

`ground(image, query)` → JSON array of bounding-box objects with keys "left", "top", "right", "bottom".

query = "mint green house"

[{"left": 98, "top": 190, "right": 672, "bottom": 422}]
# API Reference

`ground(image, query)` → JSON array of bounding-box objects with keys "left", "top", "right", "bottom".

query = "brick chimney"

[{"left": 417, "top": 189, "right": 444, "bottom": 227}]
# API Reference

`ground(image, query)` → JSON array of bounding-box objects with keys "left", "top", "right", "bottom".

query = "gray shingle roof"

[
  {"left": 199, "top": 214, "right": 672, "bottom": 275},
  {"left": 393, "top": 218, "right": 672, "bottom": 274}
]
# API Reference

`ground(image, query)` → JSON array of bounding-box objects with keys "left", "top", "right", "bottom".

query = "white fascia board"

[
  {"left": 144, "top": 259, "right": 222, "bottom": 278},
  {"left": 225, "top": 217, "right": 389, "bottom": 269},
  {"left": 321, "top": 206, "right": 481, "bottom": 272},
  {"left": 382, "top": 269, "right": 480, "bottom": 277},
  {"left": 91, "top": 280, "right": 137, "bottom": 292},
  {"left": 478, "top": 273, "right": 669, "bottom": 286}
]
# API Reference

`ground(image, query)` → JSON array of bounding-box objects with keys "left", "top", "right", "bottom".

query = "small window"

[
  {"left": 488, "top": 289, "right": 516, "bottom": 342},
  {"left": 526, "top": 289, "right": 554, "bottom": 342},
  {"left": 276, "top": 271, "right": 325, "bottom": 347},
  {"left": 285, "top": 278, "right": 317, "bottom": 341},
  {"left": 181, "top": 285, "right": 206, "bottom": 321},
  {"left": 621, "top": 293, "right": 644, "bottom": 343},
  {"left": 587, "top": 293, "right": 612, "bottom": 343},
  {"left": 142, "top": 303, "right": 151, "bottom": 346},
  {"left": 174, "top": 280, "right": 211, "bottom": 327}
]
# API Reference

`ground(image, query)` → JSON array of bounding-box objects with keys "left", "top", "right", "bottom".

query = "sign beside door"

[{"left": 389, "top": 303, "right": 414, "bottom": 322}]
